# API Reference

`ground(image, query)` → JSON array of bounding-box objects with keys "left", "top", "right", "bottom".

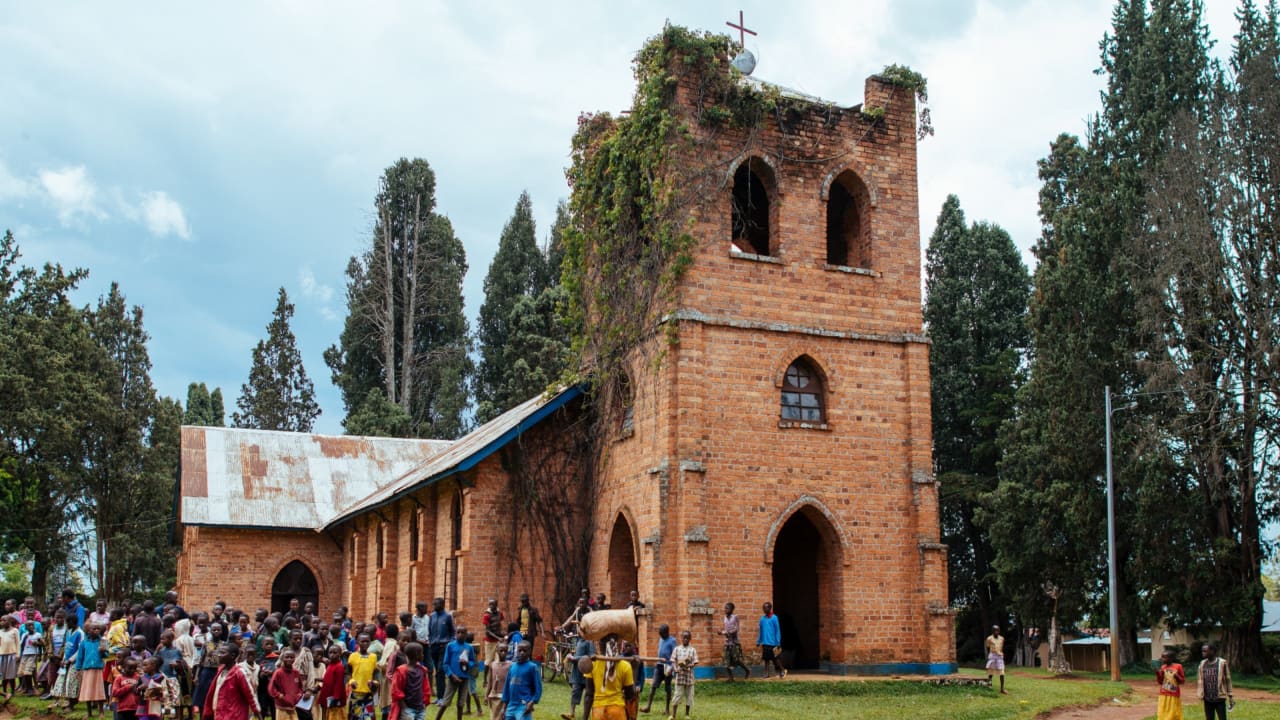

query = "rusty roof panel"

[
  {"left": 324, "top": 385, "right": 583, "bottom": 529},
  {"left": 179, "top": 426, "right": 451, "bottom": 529}
]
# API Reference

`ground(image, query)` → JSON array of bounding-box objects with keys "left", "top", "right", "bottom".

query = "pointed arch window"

[
  {"left": 826, "top": 170, "right": 872, "bottom": 268},
  {"left": 731, "top": 158, "right": 777, "bottom": 256},
  {"left": 781, "top": 358, "right": 825, "bottom": 423}
]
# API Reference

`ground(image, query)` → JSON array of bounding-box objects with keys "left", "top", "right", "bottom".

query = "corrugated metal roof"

[
  {"left": 323, "top": 385, "right": 584, "bottom": 529},
  {"left": 180, "top": 426, "right": 451, "bottom": 530}
]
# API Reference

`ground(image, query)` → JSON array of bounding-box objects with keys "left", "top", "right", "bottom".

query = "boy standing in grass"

[
  {"left": 716, "top": 604, "right": 748, "bottom": 682},
  {"left": 1155, "top": 648, "right": 1184, "bottom": 720},
  {"left": 756, "top": 603, "right": 785, "bottom": 679},
  {"left": 985, "top": 626, "right": 1006, "bottom": 695},
  {"left": 668, "top": 631, "right": 697, "bottom": 720}
]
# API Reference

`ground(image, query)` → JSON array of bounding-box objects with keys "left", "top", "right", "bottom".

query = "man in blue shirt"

[
  {"left": 433, "top": 627, "right": 470, "bottom": 720},
  {"left": 757, "top": 602, "right": 785, "bottom": 678},
  {"left": 563, "top": 634, "right": 595, "bottom": 720},
  {"left": 642, "top": 624, "right": 677, "bottom": 714},
  {"left": 60, "top": 589, "right": 86, "bottom": 628},
  {"left": 426, "top": 598, "right": 454, "bottom": 704},
  {"left": 500, "top": 641, "right": 541, "bottom": 720}
]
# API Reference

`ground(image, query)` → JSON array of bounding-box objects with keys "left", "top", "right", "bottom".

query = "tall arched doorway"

[
  {"left": 607, "top": 513, "right": 638, "bottom": 607},
  {"left": 771, "top": 509, "right": 838, "bottom": 669},
  {"left": 271, "top": 560, "right": 319, "bottom": 615}
]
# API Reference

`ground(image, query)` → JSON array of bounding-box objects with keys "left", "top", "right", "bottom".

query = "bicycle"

[{"left": 541, "top": 628, "right": 578, "bottom": 682}]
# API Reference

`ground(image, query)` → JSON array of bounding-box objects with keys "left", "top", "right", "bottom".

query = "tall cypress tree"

[
  {"left": 233, "top": 287, "right": 320, "bottom": 432},
  {"left": 184, "top": 383, "right": 226, "bottom": 426},
  {"left": 994, "top": 0, "right": 1214, "bottom": 668},
  {"left": 474, "top": 191, "right": 550, "bottom": 423},
  {"left": 183, "top": 383, "right": 210, "bottom": 426},
  {"left": 0, "top": 230, "right": 100, "bottom": 600},
  {"left": 924, "top": 196, "right": 1030, "bottom": 660},
  {"left": 1126, "top": 0, "right": 1280, "bottom": 671},
  {"left": 325, "top": 158, "right": 472, "bottom": 439},
  {"left": 208, "top": 387, "right": 225, "bottom": 427}
]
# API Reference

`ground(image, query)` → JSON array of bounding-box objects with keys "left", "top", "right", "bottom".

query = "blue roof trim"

[
  {"left": 327, "top": 384, "right": 584, "bottom": 527},
  {"left": 453, "top": 384, "right": 584, "bottom": 475}
]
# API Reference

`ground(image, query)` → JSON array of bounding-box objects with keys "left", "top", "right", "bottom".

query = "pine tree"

[
  {"left": 475, "top": 192, "right": 548, "bottom": 423},
  {"left": 209, "top": 387, "right": 225, "bottom": 426},
  {"left": 924, "top": 196, "right": 1030, "bottom": 661},
  {"left": 184, "top": 383, "right": 226, "bottom": 426},
  {"left": 184, "top": 383, "right": 211, "bottom": 425},
  {"left": 83, "top": 283, "right": 161, "bottom": 600},
  {"left": 1127, "top": 3, "right": 1280, "bottom": 671},
  {"left": 0, "top": 230, "right": 100, "bottom": 600},
  {"left": 994, "top": 0, "right": 1215, "bottom": 668},
  {"left": 233, "top": 288, "right": 321, "bottom": 432},
  {"left": 325, "top": 158, "right": 472, "bottom": 439}
]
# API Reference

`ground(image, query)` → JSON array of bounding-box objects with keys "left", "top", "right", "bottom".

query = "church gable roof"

[
  {"left": 323, "top": 384, "right": 584, "bottom": 530},
  {"left": 179, "top": 426, "right": 451, "bottom": 530}
]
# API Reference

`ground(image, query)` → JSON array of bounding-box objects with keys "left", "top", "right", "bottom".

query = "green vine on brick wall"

[
  {"left": 561, "top": 25, "right": 746, "bottom": 404},
  {"left": 878, "top": 63, "right": 934, "bottom": 139}
]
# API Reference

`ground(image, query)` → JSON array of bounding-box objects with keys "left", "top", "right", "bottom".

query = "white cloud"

[
  {"left": 139, "top": 190, "right": 191, "bottom": 239},
  {"left": 0, "top": 160, "right": 33, "bottom": 201},
  {"left": 38, "top": 165, "right": 105, "bottom": 225},
  {"left": 299, "top": 266, "right": 338, "bottom": 321}
]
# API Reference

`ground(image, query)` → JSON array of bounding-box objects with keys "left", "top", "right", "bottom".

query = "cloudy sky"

[{"left": 0, "top": 0, "right": 1244, "bottom": 434}]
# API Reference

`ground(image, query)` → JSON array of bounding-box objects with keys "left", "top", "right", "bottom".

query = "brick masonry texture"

[{"left": 176, "top": 61, "right": 952, "bottom": 671}]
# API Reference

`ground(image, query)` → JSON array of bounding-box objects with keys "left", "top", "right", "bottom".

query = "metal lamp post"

[{"left": 1104, "top": 385, "right": 1136, "bottom": 682}]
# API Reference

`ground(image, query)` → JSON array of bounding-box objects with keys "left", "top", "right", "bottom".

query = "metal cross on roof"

[{"left": 726, "top": 10, "right": 757, "bottom": 47}]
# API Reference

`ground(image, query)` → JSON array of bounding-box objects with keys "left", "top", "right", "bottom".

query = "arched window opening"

[
  {"left": 619, "top": 372, "right": 635, "bottom": 434},
  {"left": 781, "top": 358, "right": 825, "bottom": 423},
  {"left": 450, "top": 491, "right": 463, "bottom": 552},
  {"left": 376, "top": 523, "right": 386, "bottom": 569},
  {"left": 409, "top": 509, "right": 420, "bottom": 562},
  {"left": 826, "top": 171, "right": 871, "bottom": 268},
  {"left": 731, "top": 160, "right": 774, "bottom": 256},
  {"left": 272, "top": 560, "right": 318, "bottom": 616}
]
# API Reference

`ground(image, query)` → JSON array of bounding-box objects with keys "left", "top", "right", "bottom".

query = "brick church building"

[{"left": 175, "top": 41, "right": 954, "bottom": 675}]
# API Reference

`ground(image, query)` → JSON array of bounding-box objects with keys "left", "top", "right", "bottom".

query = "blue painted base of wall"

[
  {"left": 641, "top": 662, "right": 958, "bottom": 679},
  {"left": 822, "top": 661, "right": 958, "bottom": 676}
]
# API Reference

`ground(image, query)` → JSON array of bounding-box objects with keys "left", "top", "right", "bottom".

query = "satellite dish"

[{"left": 731, "top": 49, "right": 757, "bottom": 75}]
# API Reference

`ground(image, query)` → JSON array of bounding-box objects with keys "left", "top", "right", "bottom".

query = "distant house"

[
  {"left": 1061, "top": 635, "right": 1152, "bottom": 673},
  {"left": 1149, "top": 600, "right": 1280, "bottom": 662}
]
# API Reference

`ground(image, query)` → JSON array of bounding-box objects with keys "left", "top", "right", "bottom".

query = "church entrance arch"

[
  {"left": 771, "top": 507, "right": 840, "bottom": 669},
  {"left": 607, "top": 512, "right": 638, "bottom": 607},
  {"left": 271, "top": 560, "right": 319, "bottom": 615}
]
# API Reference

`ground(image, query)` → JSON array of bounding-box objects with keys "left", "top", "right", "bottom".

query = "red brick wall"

[
  {"left": 587, "top": 65, "right": 952, "bottom": 668},
  {"left": 175, "top": 526, "right": 341, "bottom": 617}
]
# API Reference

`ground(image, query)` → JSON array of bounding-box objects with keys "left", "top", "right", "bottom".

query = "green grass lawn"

[
  {"left": 0, "top": 670, "right": 1185, "bottom": 720},
  {"left": 1072, "top": 666, "right": 1280, "bottom": 693},
  {"left": 525, "top": 668, "right": 1130, "bottom": 720}
]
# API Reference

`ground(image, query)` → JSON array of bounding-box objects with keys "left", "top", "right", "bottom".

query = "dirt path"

[{"left": 1026, "top": 671, "right": 1280, "bottom": 720}]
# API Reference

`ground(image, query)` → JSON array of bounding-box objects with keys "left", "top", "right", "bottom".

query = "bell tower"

[{"left": 587, "top": 28, "right": 953, "bottom": 674}]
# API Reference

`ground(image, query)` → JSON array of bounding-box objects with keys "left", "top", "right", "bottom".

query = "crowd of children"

[
  {"left": 0, "top": 589, "right": 813, "bottom": 720},
  {"left": 0, "top": 591, "right": 539, "bottom": 720}
]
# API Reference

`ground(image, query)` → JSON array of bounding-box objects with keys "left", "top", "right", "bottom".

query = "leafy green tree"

[
  {"left": 475, "top": 191, "right": 544, "bottom": 423},
  {"left": 83, "top": 283, "right": 161, "bottom": 601},
  {"left": 343, "top": 388, "right": 414, "bottom": 438},
  {"left": 924, "top": 196, "right": 1029, "bottom": 660},
  {"left": 1129, "top": 8, "right": 1279, "bottom": 670},
  {"left": 209, "top": 388, "right": 225, "bottom": 427},
  {"left": 0, "top": 230, "right": 100, "bottom": 600},
  {"left": 184, "top": 383, "right": 211, "bottom": 426},
  {"left": 184, "top": 383, "right": 226, "bottom": 426},
  {"left": 233, "top": 287, "right": 321, "bottom": 432},
  {"left": 992, "top": 0, "right": 1215, "bottom": 668},
  {"left": 473, "top": 192, "right": 573, "bottom": 423},
  {"left": 325, "top": 158, "right": 472, "bottom": 438}
]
